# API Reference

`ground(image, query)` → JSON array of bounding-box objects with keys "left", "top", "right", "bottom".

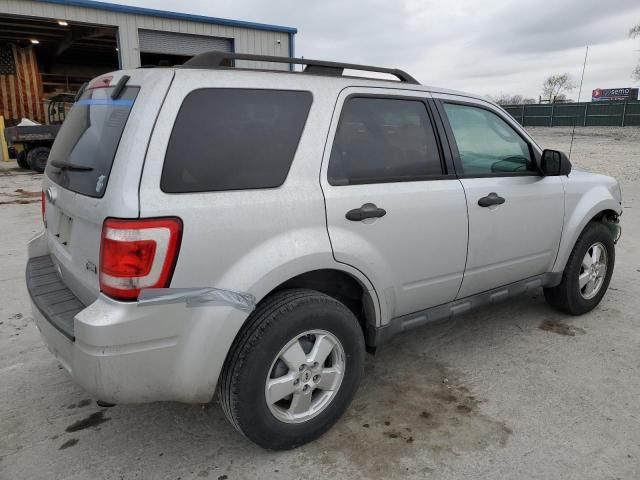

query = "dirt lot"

[{"left": 1, "top": 127, "right": 639, "bottom": 480}]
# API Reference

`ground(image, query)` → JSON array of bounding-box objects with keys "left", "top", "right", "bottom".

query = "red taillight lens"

[
  {"left": 99, "top": 218, "right": 182, "bottom": 301},
  {"left": 41, "top": 191, "right": 45, "bottom": 223},
  {"left": 101, "top": 239, "right": 156, "bottom": 277}
]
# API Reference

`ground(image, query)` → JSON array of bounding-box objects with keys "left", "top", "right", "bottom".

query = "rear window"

[
  {"left": 46, "top": 86, "right": 139, "bottom": 198},
  {"left": 161, "top": 89, "right": 312, "bottom": 193}
]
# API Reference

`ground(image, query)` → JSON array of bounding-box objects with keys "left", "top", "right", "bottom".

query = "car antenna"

[{"left": 569, "top": 45, "right": 589, "bottom": 160}]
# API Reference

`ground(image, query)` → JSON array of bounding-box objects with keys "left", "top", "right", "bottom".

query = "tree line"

[
  {"left": 489, "top": 73, "right": 576, "bottom": 106},
  {"left": 488, "top": 72, "right": 576, "bottom": 105}
]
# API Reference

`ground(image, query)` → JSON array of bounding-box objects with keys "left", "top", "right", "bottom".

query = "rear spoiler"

[{"left": 74, "top": 74, "right": 130, "bottom": 101}]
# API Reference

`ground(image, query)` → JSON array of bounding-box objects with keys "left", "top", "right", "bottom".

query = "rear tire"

[
  {"left": 27, "top": 146, "right": 50, "bottom": 173},
  {"left": 16, "top": 151, "right": 29, "bottom": 169},
  {"left": 218, "top": 288, "right": 365, "bottom": 450},
  {"left": 544, "top": 222, "right": 614, "bottom": 315}
]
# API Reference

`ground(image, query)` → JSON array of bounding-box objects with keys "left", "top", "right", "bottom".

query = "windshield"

[{"left": 46, "top": 86, "right": 139, "bottom": 198}]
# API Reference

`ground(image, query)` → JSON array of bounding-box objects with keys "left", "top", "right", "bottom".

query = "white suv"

[{"left": 26, "top": 52, "right": 622, "bottom": 450}]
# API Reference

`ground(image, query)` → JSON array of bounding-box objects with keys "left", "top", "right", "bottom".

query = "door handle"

[
  {"left": 346, "top": 203, "right": 387, "bottom": 221},
  {"left": 478, "top": 192, "right": 505, "bottom": 207}
]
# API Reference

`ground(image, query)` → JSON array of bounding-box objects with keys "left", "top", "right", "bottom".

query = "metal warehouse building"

[{"left": 0, "top": 0, "right": 296, "bottom": 123}]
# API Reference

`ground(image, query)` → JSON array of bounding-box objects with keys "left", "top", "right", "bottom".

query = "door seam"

[
  {"left": 455, "top": 178, "right": 471, "bottom": 300},
  {"left": 317, "top": 87, "right": 384, "bottom": 325}
]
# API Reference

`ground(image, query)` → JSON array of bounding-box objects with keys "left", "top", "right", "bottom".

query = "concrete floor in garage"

[{"left": 0, "top": 127, "right": 638, "bottom": 480}]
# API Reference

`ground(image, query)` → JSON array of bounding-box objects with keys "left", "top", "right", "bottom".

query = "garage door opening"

[
  {"left": 0, "top": 14, "right": 119, "bottom": 126},
  {"left": 138, "top": 29, "right": 232, "bottom": 67}
]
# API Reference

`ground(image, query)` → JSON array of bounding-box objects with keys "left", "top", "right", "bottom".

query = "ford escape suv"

[{"left": 26, "top": 52, "right": 622, "bottom": 450}]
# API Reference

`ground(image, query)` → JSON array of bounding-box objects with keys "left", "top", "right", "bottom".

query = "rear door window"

[
  {"left": 46, "top": 86, "right": 139, "bottom": 198},
  {"left": 161, "top": 89, "right": 312, "bottom": 193},
  {"left": 328, "top": 97, "right": 443, "bottom": 185}
]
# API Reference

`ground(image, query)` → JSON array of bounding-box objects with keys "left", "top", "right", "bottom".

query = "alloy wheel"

[
  {"left": 579, "top": 242, "right": 608, "bottom": 300},
  {"left": 265, "top": 330, "right": 345, "bottom": 424}
]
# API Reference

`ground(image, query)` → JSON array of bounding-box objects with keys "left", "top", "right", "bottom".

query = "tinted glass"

[
  {"left": 443, "top": 103, "right": 535, "bottom": 175},
  {"left": 161, "top": 89, "right": 312, "bottom": 193},
  {"left": 328, "top": 97, "right": 443, "bottom": 185},
  {"left": 46, "top": 86, "right": 139, "bottom": 198}
]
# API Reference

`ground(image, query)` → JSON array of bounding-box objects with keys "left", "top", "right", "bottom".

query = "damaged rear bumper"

[{"left": 27, "top": 232, "right": 251, "bottom": 404}]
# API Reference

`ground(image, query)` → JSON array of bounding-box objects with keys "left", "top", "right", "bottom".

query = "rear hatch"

[{"left": 41, "top": 69, "right": 174, "bottom": 306}]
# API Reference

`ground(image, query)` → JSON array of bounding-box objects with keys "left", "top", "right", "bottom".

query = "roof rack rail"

[{"left": 180, "top": 51, "right": 420, "bottom": 84}]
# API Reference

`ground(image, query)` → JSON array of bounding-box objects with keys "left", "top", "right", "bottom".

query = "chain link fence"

[{"left": 503, "top": 101, "right": 640, "bottom": 127}]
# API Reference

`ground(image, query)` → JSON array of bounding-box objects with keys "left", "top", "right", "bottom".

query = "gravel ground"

[{"left": 1, "top": 127, "right": 639, "bottom": 480}]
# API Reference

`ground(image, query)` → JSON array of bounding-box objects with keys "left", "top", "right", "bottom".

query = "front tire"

[
  {"left": 218, "top": 289, "right": 365, "bottom": 450},
  {"left": 544, "top": 221, "right": 615, "bottom": 315}
]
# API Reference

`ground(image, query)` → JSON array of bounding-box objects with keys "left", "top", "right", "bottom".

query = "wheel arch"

[
  {"left": 553, "top": 194, "right": 621, "bottom": 274},
  {"left": 207, "top": 267, "right": 380, "bottom": 404},
  {"left": 267, "top": 268, "right": 379, "bottom": 348}
]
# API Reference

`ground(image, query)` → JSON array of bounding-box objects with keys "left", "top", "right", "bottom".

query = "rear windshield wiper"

[{"left": 49, "top": 159, "right": 94, "bottom": 172}]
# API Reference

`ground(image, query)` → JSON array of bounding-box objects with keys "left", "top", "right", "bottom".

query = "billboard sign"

[{"left": 592, "top": 87, "right": 639, "bottom": 101}]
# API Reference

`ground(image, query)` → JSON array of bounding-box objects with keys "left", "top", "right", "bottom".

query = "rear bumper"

[
  {"left": 29, "top": 295, "right": 187, "bottom": 404},
  {"left": 27, "top": 232, "right": 249, "bottom": 404},
  {"left": 26, "top": 255, "right": 83, "bottom": 341}
]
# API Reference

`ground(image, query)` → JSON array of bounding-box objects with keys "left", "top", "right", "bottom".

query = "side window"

[
  {"left": 161, "top": 89, "right": 312, "bottom": 193},
  {"left": 443, "top": 103, "right": 536, "bottom": 175},
  {"left": 328, "top": 97, "right": 443, "bottom": 185}
]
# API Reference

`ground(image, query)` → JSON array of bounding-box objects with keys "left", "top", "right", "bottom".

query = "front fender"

[{"left": 553, "top": 178, "right": 622, "bottom": 273}]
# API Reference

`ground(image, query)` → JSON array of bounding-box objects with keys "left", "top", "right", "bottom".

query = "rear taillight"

[
  {"left": 41, "top": 191, "right": 45, "bottom": 223},
  {"left": 99, "top": 218, "right": 182, "bottom": 301}
]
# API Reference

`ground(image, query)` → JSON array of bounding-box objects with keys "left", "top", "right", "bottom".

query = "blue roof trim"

[{"left": 34, "top": 0, "right": 298, "bottom": 34}]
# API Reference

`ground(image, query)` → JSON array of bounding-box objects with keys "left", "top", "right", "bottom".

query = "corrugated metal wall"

[
  {"left": 138, "top": 30, "right": 232, "bottom": 56},
  {"left": 0, "top": 0, "right": 292, "bottom": 69}
]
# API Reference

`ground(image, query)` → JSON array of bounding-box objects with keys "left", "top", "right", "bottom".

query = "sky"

[{"left": 104, "top": 0, "right": 640, "bottom": 100}]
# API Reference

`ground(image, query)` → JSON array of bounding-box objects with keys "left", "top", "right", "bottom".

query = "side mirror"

[{"left": 541, "top": 149, "right": 572, "bottom": 176}]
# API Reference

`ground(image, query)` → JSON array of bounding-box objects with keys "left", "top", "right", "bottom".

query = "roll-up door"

[{"left": 138, "top": 29, "right": 232, "bottom": 56}]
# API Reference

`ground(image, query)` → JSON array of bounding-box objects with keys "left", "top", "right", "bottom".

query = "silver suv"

[{"left": 26, "top": 52, "right": 622, "bottom": 450}]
